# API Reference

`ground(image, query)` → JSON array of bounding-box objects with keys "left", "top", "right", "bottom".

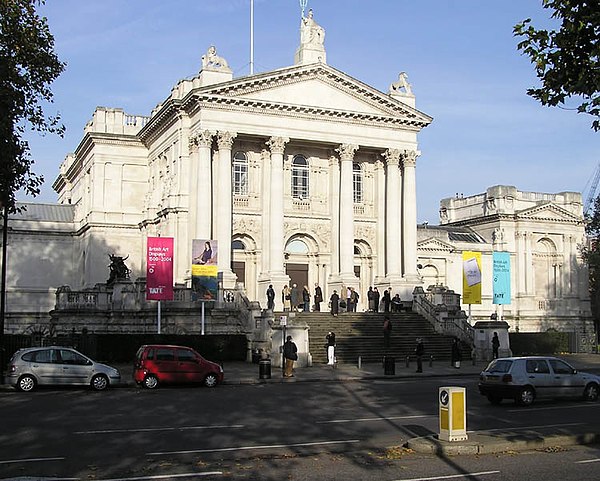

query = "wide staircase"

[{"left": 282, "top": 311, "right": 472, "bottom": 365}]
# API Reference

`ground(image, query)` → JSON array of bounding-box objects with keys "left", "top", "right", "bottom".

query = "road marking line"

[
  {"left": 0, "top": 456, "right": 65, "bottom": 465},
  {"left": 507, "top": 404, "right": 594, "bottom": 412},
  {"left": 392, "top": 471, "right": 500, "bottom": 481},
  {"left": 317, "top": 415, "right": 433, "bottom": 424},
  {"left": 576, "top": 458, "right": 600, "bottom": 464},
  {"left": 468, "top": 422, "right": 584, "bottom": 434},
  {"left": 147, "top": 439, "right": 360, "bottom": 456},
  {"left": 75, "top": 425, "right": 244, "bottom": 435},
  {"left": 100, "top": 472, "right": 223, "bottom": 480}
]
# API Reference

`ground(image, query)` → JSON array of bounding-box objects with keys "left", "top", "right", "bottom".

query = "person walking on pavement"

[
  {"left": 266, "top": 284, "right": 275, "bottom": 310},
  {"left": 326, "top": 331, "right": 336, "bottom": 366},
  {"left": 383, "top": 316, "right": 392, "bottom": 349},
  {"left": 492, "top": 332, "right": 500, "bottom": 359},
  {"left": 451, "top": 337, "right": 462, "bottom": 368},
  {"left": 314, "top": 283, "right": 323, "bottom": 311},
  {"left": 283, "top": 335, "right": 298, "bottom": 377},
  {"left": 415, "top": 338, "right": 425, "bottom": 373}
]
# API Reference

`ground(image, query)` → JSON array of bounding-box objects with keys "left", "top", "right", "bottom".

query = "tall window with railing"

[
  {"left": 292, "top": 154, "right": 309, "bottom": 199},
  {"left": 353, "top": 162, "right": 363, "bottom": 203},
  {"left": 232, "top": 151, "right": 248, "bottom": 195}
]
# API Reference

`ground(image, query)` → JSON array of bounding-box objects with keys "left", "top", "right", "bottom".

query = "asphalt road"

[{"left": 1, "top": 377, "right": 599, "bottom": 480}]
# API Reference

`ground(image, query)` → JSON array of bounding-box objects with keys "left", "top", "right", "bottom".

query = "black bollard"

[
  {"left": 405, "top": 355, "right": 410, "bottom": 368},
  {"left": 429, "top": 355, "right": 434, "bottom": 367}
]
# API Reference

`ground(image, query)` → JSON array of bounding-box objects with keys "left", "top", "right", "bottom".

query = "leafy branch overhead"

[
  {"left": 0, "top": 0, "right": 65, "bottom": 212},
  {"left": 514, "top": 0, "right": 600, "bottom": 130}
]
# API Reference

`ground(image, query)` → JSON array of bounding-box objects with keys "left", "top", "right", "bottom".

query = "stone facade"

[{"left": 0, "top": 13, "right": 593, "bottom": 343}]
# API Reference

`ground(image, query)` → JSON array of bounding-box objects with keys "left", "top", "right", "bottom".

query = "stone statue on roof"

[
  {"left": 300, "top": 9, "right": 325, "bottom": 46},
  {"left": 201, "top": 45, "right": 229, "bottom": 70},
  {"left": 389, "top": 72, "right": 413, "bottom": 95}
]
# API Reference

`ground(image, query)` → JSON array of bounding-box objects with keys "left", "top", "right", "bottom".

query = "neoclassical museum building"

[{"left": 3, "top": 11, "right": 594, "bottom": 342}]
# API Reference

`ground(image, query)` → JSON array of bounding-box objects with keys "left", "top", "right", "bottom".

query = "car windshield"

[{"left": 485, "top": 359, "right": 512, "bottom": 373}]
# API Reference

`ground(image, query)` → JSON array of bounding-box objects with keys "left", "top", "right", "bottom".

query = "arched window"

[
  {"left": 291, "top": 154, "right": 309, "bottom": 199},
  {"left": 232, "top": 240, "right": 245, "bottom": 250},
  {"left": 232, "top": 151, "right": 248, "bottom": 195},
  {"left": 353, "top": 163, "right": 363, "bottom": 203}
]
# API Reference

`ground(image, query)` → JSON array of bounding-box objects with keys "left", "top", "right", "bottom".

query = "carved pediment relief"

[
  {"left": 516, "top": 202, "right": 581, "bottom": 223},
  {"left": 417, "top": 237, "right": 455, "bottom": 253}
]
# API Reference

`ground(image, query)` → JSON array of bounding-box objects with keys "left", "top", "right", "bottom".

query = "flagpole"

[{"left": 250, "top": 0, "right": 254, "bottom": 75}]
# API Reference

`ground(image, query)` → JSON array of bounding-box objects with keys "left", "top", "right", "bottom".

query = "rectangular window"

[{"left": 233, "top": 165, "right": 248, "bottom": 195}]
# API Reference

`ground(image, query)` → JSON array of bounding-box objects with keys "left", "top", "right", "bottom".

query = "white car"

[
  {"left": 7, "top": 346, "right": 121, "bottom": 392},
  {"left": 478, "top": 356, "right": 600, "bottom": 406}
]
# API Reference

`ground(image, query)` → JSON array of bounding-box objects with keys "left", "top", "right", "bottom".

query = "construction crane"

[{"left": 584, "top": 162, "right": 600, "bottom": 216}]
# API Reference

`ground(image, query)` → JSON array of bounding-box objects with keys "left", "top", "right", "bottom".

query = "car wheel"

[
  {"left": 487, "top": 394, "right": 502, "bottom": 405},
  {"left": 204, "top": 373, "right": 218, "bottom": 388},
  {"left": 91, "top": 374, "right": 109, "bottom": 391},
  {"left": 144, "top": 374, "right": 159, "bottom": 389},
  {"left": 583, "top": 383, "right": 599, "bottom": 402},
  {"left": 517, "top": 386, "right": 535, "bottom": 406},
  {"left": 17, "top": 375, "right": 36, "bottom": 392}
]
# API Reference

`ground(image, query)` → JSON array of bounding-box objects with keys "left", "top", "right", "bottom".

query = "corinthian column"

[
  {"left": 384, "top": 149, "right": 402, "bottom": 282},
  {"left": 190, "top": 130, "right": 213, "bottom": 239},
  {"left": 337, "top": 144, "right": 359, "bottom": 282},
  {"left": 267, "top": 137, "right": 289, "bottom": 276},
  {"left": 402, "top": 150, "right": 419, "bottom": 281},
  {"left": 215, "top": 131, "right": 237, "bottom": 288}
]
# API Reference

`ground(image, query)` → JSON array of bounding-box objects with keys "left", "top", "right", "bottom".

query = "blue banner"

[{"left": 492, "top": 251, "right": 511, "bottom": 305}]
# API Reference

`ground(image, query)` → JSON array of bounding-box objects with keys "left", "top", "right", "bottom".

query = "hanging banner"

[
  {"left": 192, "top": 239, "right": 218, "bottom": 300},
  {"left": 493, "top": 251, "right": 511, "bottom": 305},
  {"left": 462, "top": 251, "right": 482, "bottom": 305},
  {"left": 146, "top": 237, "right": 174, "bottom": 300}
]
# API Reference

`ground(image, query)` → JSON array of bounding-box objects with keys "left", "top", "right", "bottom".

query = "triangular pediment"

[
  {"left": 516, "top": 202, "right": 581, "bottom": 223},
  {"left": 418, "top": 237, "right": 456, "bottom": 253},
  {"left": 193, "top": 63, "right": 432, "bottom": 127}
]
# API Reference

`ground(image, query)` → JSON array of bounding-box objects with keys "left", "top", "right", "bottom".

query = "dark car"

[
  {"left": 133, "top": 344, "right": 224, "bottom": 389},
  {"left": 479, "top": 356, "right": 600, "bottom": 406}
]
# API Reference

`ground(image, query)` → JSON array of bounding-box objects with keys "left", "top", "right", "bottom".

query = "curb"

[{"left": 405, "top": 432, "right": 600, "bottom": 455}]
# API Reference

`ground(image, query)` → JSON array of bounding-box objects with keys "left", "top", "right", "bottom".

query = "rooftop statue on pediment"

[
  {"left": 389, "top": 72, "right": 413, "bottom": 96},
  {"left": 295, "top": 8, "right": 327, "bottom": 65},
  {"left": 201, "top": 45, "right": 230, "bottom": 70},
  {"left": 301, "top": 9, "right": 325, "bottom": 46}
]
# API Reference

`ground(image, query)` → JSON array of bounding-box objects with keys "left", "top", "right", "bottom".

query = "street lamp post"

[{"left": 0, "top": 202, "right": 8, "bottom": 384}]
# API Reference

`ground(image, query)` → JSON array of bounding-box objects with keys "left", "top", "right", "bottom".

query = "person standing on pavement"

[
  {"left": 367, "top": 287, "right": 375, "bottom": 312},
  {"left": 282, "top": 285, "right": 291, "bottom": 312},
  {"left": 330, "top": 290, "right": 340, "bottom": 317},
  {"left": 346, "top": 286, "right": 353, "bottom": 312},
  {"left": 451, "top": 337, "right": 462, "bottom": 368},
  {"left": 326, "top": 331, "right": 336, "bottom": 366},
  {"left": 291, "top": 284, "right": 300, "bottom": 312},
  {"left": 373, "top": 287, "right": 380, "bottom": 313},
  {"left": 266, "top": 284, "right": 275, "bottom": 310},
  {"left": 415, "top": 338, "right": 425, "bottom": 373},
  {"left": 383, "top": 289, "right": 391, "bottom": 313},
  {"left": 302, "top": 285, "right": 311, "bottom": 312},
  {"left": 283, "top": 335, "right": 298, "bottom": 377},
  {"left": 492, "top": 332, "right": 500, "bottom": 359},
  {"left": 383, "top": 316, "right": 392, "bottom": 349},
  {"left": 314, "top": 283, "right": 323, "bottom": 311}
]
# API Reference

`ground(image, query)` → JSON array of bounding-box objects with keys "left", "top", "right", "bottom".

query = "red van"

[{"left": 133, "top": 345, "right": 224, "bottom": 389}]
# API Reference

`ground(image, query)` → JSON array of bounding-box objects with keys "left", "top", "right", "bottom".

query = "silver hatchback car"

[
  {"left": 479, "top": 356, "right": 600, "bottom": 406},
  {"left": 7, "top": 346, "right": 121, "bottom": 392}
]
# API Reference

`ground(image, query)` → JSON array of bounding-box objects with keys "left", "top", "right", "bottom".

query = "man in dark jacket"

[{"left": 283, "top": 336, "right": 298, "bottom": 377}]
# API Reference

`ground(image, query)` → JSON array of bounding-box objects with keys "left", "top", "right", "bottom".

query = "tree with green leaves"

[
  {"left": 0, "top": 0, "right": 65, "bottom": 213},
  {"left": 514, "top": 0, "right": 600, "bottom": 131}
]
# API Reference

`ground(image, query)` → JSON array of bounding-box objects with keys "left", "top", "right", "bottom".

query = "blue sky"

[{"left": 25, "top": 0, "right": 598, "bottom": 223}]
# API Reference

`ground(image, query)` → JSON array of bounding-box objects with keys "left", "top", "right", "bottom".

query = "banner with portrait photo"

[
  {"left": 462, "top": 251, "right": 482, "bottom": 305},
  {"left": 146, "top": 237, "right": 174, "bottom": 300},
  {"left": 191, "top": 239, "right": 218, "bottom": 300},
  {"left": 493, "top": 251, "right": 511, "bottom": 305}
]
